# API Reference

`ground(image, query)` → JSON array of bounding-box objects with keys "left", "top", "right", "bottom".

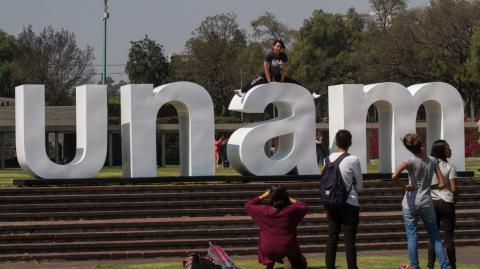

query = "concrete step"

[
  {"left": 0, "top": 229, "right": 478, "bottom": 254},
  {"left": 2, "top": 178, "right": 479, "bottom": 196},
  {"left": 0, "top": 220, "right": 477, "bottom": 244},
  {"left": 0, "top": 210, "right": 478, "bottom": 234},
  {"left": 1, "top": 194, "right": 480, "bottom": 213},
  {"left": 1, "top": 186, "right": 478, "bottom": 205},
  {"left": 0, "top": 201, "right": 479, "bottom": 221},
  {"left": 0, "top": 178, "right": 478, "bottom": 261}
]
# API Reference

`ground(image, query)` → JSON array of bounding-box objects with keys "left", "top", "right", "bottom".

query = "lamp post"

[{"left": 101, "top": 0, "right": 109, "bottom": 85}]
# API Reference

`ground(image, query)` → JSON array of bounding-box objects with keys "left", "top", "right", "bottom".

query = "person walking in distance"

[
  {"left": 428, "top": 140, "right": 457, "bottom": 269},
  {"left": 392, "top": 133, "right": 450, "bottom": 269},
  {"left": 321, "top": 129, "right": 363, "bottom": 269}
]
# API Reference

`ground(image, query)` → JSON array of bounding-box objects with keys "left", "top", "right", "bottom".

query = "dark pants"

[
  {"left": 242, "top": 73, "right": 301, "bottom": 93},
  {"left": 325, "top": 203, "right": 360, "bottom": 269},
  {"left": 427, "top": 199, "right": 456, "bottom": 269},
  {"left": 316, "top": 145, "right": 326, "bottom": 165}
]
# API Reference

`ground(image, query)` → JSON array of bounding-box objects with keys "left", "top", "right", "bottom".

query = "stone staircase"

[{"left": 0, "top": 178, "right": 479, "bottom": 261}]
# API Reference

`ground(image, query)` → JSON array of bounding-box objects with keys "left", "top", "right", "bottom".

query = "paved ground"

[{"left": 1, "top": 246, "right": 478, "bottom": 269}]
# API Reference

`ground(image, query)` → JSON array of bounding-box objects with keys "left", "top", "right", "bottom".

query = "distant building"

[{"left": 0, "top": 97, "right": 15, "bottom": 107}]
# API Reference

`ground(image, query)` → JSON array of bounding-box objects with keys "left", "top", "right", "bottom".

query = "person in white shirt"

[
  {"left": 324, "top": 129, "right": 363, "bottom": 269},
  {"left": 427, "top": 140, "right": 457, "bottom": 269}
]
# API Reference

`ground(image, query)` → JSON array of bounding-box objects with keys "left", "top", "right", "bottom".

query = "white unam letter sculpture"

[
  {"left": 15, "top": 85, "right": 107, "bottom": 178},
  {"left": 228, "top": 83, "right": 319, "bottom": 175},
  {"left": 121, "top": 82, "right": 215, "bottom": 178}
]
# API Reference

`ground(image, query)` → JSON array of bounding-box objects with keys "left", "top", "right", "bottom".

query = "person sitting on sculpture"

[{"left": 234, "top": 39, "right": 320, "bottom": 99}]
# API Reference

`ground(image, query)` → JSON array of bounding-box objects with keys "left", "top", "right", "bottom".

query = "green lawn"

[
  {"left": 95, "top": 255, "right": 479, "bottom": 269},
  {"left": 0, "top": 158, "right": 478, "bottom": 187},
  {"left": 0, "top": 165, "right": 241, "bottom": 187}
]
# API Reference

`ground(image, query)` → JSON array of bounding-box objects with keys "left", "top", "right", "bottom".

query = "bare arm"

[
  {"left": 281, "top": 62, "right": 287, "bottom": 82},
  {"left": 434, "top": 166, "right": 446, "bottom": 189},
  {"left": 258, "top": 189, "right": 270, "bottom": 199},
  {"left": 263, "top": 61, "right": 272, "bottom": 82},
  {"left": 449, "top": 178, "right": 457, "bottom": 193},
  {"left": 392, "top": 162, "right": 414, "bottom": 191}
]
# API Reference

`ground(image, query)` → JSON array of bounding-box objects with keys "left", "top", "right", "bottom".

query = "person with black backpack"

[{"left": 319, "top": 129, "right": 363, "bottom": 269}]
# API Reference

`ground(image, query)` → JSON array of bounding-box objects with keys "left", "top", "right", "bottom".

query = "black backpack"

[{"left": 319, "top": 152, "right": 354, "bottom": 207}]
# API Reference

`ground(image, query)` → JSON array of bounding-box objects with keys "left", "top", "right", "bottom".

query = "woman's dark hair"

[
  {"left": 431, "top": 139, "right": 448, "bottom": 162},
  {"left": 272, "top": 39, "right": 285, "bottom": 49},
  {"left": 402, "top": 133, "right": 422, "bottom": 154},
  {"left": 269, "top": 185, "right": 291, "bottom": 210},
  {"left": 335, "top": 129, "right": 352, "bottom": 149}
]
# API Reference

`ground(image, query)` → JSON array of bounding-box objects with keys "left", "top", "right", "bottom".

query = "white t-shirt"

[
  {"left": 431, "top": 160, "right": 457, "bottom": 203},
  {"left": 327, "top": 152, "right": 364, "bottom": 206}
]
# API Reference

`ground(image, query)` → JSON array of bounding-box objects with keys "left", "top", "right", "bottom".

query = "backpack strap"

[
  {"left": 332, "top": 152, "right": 356, "bottom": 194},
  {"left": 322, "top": 152, "right": 349, "bottom": 174},
  {"left": 333, "top": 152, "right": 350, "bottom": 165}
]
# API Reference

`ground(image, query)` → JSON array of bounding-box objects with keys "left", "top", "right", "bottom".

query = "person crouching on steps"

[
  {"left": 245, "top": 185, "right": 308, "bottom": 269},
  {"left": 392, "top": 133, "right": 450, "bottom": 269}
]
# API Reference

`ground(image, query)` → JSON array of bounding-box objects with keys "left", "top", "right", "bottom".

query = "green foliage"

[
  {"left": 0, "top": 29, "right": 17, "bottom": 97},
  {"left": 288, "top": 9, "right": 365, "bottom": 116},
  {"left": 174, "top": 13, "right": 247, "bottom": 116},
  {"left": 250, "top": 11, "right": 297, "bottom": 50},
  {"left": 125, "top": 36, "right": 171, "bottom": 86},
  {"left": 237, "top": 42, "right": 264, "bottom": 87},
  {"left": 467, "top": 26, "right": 480, "bottom": 86},
  {"left": 12, "top": 25, "right": 95, "bottom": 105},
  {"left": 369, "top": 0, "right": 407, "bottom": 33}
]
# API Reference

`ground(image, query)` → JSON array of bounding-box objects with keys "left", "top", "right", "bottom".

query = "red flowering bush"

[{"left": 367, "top": 128, "right": 478, "bottom": 158}]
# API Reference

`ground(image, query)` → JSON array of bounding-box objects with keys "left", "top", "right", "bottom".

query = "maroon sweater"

[{"left": 245, "top": 197, "right": 308, "bottom": 264}]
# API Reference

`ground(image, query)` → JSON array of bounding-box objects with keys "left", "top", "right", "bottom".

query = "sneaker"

[
  {"left": 312, "top": 92, "right": 321, "bottom": 99},
  {"left": 234, "top": 89, "right": 243, "bottom": 97}
]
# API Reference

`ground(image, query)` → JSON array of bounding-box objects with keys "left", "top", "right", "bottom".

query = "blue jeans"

[{"left": 402, "top": 207, "right": 450, "bottom": 269}]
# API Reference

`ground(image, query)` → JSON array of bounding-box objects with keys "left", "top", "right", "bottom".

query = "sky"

[{"left": 0, "top": 0, "right": 431, "bottom": 81}]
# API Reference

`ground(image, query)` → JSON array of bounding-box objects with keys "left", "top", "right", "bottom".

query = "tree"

[
  {"left": 288, "top": 9, "right": 366, "bottom": 116},
  {"left": 125, "top": 35, "right": 171, "bottom": 86},
  {"left": 0, "top": 30, "right": 18, "bottom": 97},
  {"left": 369, "top": 0, "right": 407, "bottom": 33},
  {"left": 467, "top": 26, "right": 480, "bottom": 85},
  {"left": 13, "top": 26, "right": 95, "bottom": 105},
  {"left": 97, "top": 76, "right": 127, "bottom": 97},
  {"left": 177, "top": 13, "right": 247, "bottom": 116},
  {"left": 358, "top": 0, "right": 480, "bottom": 117},
  {"left": 250, "top": 12, "right": 297, "bottom": 50},
  {"left": 466, "top": 25, "right": 480, "bottom": 117}
]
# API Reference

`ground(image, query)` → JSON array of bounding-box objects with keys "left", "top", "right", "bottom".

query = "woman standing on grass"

[
  {"left": 245, "top": 185, "right": 308, "bottom": 269},
  {"left": 392, "top": 133, "right": 450, "bottom": 269},
  {"left": 428, "top": 140, "right": 457, "bottom": 269}
]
